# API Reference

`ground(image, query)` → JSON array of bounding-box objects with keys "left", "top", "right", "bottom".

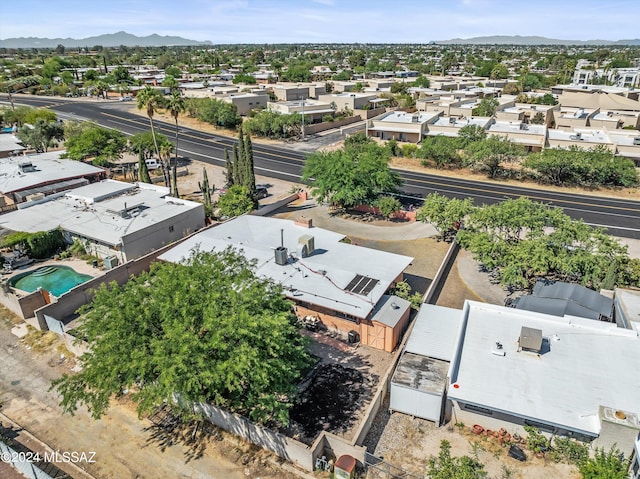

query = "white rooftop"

[
  {"left": 405, "top": 304, "right": 462, "bottom": 362},
  {"left": 158, "top": 215, "right": 413, "bottom": 319},
  {"left": 488, "top": 121, "right": 546, "bottom": 136},
  {"left": 547, "top": 128, "right": 612, "bottom": 144},
  {"left": 0, "top": 180, "right": 202, "bottom": 247},
  {"left": 0, "top": 134, "right": 25, "bottom": 154},
  {"left": 0, "top": 151, "right": 104, "bottom": 195},
  {"left": 448, "top": 301, "right": 640, "bottom": 436},
  {"left": 376, "top": 111, "right": 439, "bottom": 124}
]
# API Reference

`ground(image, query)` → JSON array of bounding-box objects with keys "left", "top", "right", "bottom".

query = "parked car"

[
  {"left": 120, "top": 96, "right": 133, "bottom": 102},
  {"left": 134, "top": 158, "right": 161, "bottom": 170}
]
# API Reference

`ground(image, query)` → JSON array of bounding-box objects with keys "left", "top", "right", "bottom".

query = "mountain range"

[
  {"left": 435, "top": 35, "right": 640, "bottom": 46},
  {"left": 0, "top": 31, "right": 212, "bottom": 48}
]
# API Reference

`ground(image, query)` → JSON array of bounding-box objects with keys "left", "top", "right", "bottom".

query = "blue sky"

[{"left": 1, "top": 0, "right": 638, "bottom": 43}]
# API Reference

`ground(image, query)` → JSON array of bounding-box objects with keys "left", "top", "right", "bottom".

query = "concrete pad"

[{"left": 11, "top": 323, "right": 29, "bottom": 339}]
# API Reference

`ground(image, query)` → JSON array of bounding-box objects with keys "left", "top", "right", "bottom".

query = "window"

[
  {"left": 461, "top": 403, "right": 494, "bottom": 416},
  {"left": 169, "top": 225, "right": 174, "bottom": 233},
  {"left": 524, "top": 419, "right": 556, "bottom": 434}
]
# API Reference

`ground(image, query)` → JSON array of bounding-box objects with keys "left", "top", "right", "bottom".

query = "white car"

[{"left": 120, "top": 96, "right": 133, "bottom": 102}]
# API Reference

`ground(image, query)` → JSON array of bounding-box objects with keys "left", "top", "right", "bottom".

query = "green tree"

[
  {"left": 136, "top": 86, "right": 166, "bottom": 183},
  {"left": 472, "top": 97, "right": 500, "bottom": 117},
  {"left": 62, "top": 123, "right": 126, "bottom": 165},
  {"left": 419, "top": 136, "right": 462, "bottom": 169},
  {"left": 24, "top": 109, "right": 57, "bottom": 124},
  {"left": 217, "top": 185, "right": 256, "bottom": 218},
  {"left": 137, "top": 150, "right": 152, "bottom": 184},
  {"left": 457, "top": 197, "right": 630, "bottom": 289},
  {"left": 412, "top": 76, "right": 430, "bottom": 88},
  {"left": 165, "top": 90, "right": 185, "bottom": 196},
  {"left": 578, "top": 446, "right": 628, "bottom": 479},
  {"left": 243, "top": 129, "right": 257, "bottom": 204},
  {"left": 51, "top": 248, "right": 313, "bottom": 426},
  {"left": 128, "top": 130, "right": 172, "bottom": 161},
  {"left": 465, "top": 136, "right": 523, "bottom": 178},
  {"left": 17, "top": 119, "right": 64, "bottom": 153},
  {"left": 224, "top": 148, "right": 234, "bottom": 186},
  {"left": 416, "top": 193, "right": 474, "bottom": 240},
  {"left": 232, "top": 73, "right": 257, "bottom": 84},
  {"left": 458, "top": 124, "right": 487, "bottom": 146},
  {"left": 374, "top": 195, "right": 402, "bottom": 219},
  {"left": 427, "top": 440, "right": 487, "bottom": 479},
  {"left": 302, "top": 141, "right": 402, "bottom": 209}
]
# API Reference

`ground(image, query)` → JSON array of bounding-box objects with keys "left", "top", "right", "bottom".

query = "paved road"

[{"left": 6, "top": 94, "right": 640, "bottom": 239}]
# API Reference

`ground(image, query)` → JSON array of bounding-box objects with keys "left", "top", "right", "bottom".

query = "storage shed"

[{"left": 390, "top": 304, "right": 462, "bottom": 424}]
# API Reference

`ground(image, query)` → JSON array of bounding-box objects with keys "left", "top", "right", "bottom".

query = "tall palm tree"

[
  {"left": 136, "top": 86, "right": 166, "bottom": 183},
  {"left": 165, "top": 90, "right": 185, "bottom": 196}
]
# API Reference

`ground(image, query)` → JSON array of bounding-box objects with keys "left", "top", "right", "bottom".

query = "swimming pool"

[{"left": 9, "top": 265, "right": 92, "bottom": 297}]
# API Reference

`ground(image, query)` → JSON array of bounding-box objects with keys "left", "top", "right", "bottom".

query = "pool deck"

[{"left": 2, "top": 258, "right": 103, "bottom": 297}]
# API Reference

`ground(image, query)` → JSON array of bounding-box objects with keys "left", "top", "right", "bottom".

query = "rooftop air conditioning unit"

[
  {"left": 25, "top": 192, "right": 45, "bottom": 202},
  {"left": 633, "top": 137, "right": 640, "bottom": 146},
  {"left": 297, "top": 235, "right": 315, "bottom": 258}
]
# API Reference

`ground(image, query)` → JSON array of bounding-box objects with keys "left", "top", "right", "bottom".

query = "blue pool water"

[{"left": 9, "top": 265, "right": 92, "bottom": 297}]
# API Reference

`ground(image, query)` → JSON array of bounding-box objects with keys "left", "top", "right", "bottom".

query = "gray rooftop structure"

[
  {"left": 392, "top": 352, "right": 449, "bottom": 395},
  {"left": 514, "top": 280, "right": 614, "bottom": 321},
  {"left": 0, "top": 151, "right": 104, "bottom": 199}
]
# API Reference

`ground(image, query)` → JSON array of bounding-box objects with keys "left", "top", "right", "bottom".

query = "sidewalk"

[{"left": 271, "top": 200, "right": 438, "bottom": 241}]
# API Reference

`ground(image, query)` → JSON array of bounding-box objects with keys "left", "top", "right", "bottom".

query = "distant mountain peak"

[
  {"left": 434, "top": 35, "right": 640, "bottom": 46},
  {"left": 0, "top": 32, "right": 212, "bottom": 48}
]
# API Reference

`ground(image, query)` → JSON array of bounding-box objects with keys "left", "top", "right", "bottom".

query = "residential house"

[
  {"left": 318, "top": 92, "right": 380, "bottom": 111},
  {"left": 271, "top": 84, "right": 310, "bottom": 102},
  {"left": 512, "top": 281, "right": 614, "bottom": 322},
  {"left": 366, "top": 111, "right": 440, "bottom": 143},
  {"left": 426, "top": 116, "right": 493, "bottom": 138},
  {"left": 555, "top": 107, "right": 599, "bottom": 130},
  {"left": 223, "top": 92, "right": 269, "bottom": 115},
  {"left": 158, "top": 215, "right": 414, "bottom": 352},
  {"left": 0, "top": 151, "right": 105, "bottom": 211},
  {"left": 608, "top": 130, "right": 640, "bottom": 164},
  {"left": 547, "top": 128, "right": 615, "bottom": 152},
  {"left": 487, "top": 121, "right": 547, "bottom": 151},
  {"left": 0, "top": 132, "right": 25, "bottom": 158},
  {"left": 446, "top": 301, "right": 640, "bottom": 456},
  {"left": 268, "top": 99, "right": 336, "bottom": 123},
  {"left": 0, "top": 179, "right": 204, "bottom": 264}
]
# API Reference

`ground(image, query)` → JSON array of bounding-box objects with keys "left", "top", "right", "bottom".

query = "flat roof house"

[
  {"left": 366, "top": 111, "right": 440, "bottom": 143},
  {"left": 222, "top": 92, "right": 268, "bottom": 116},
  {"left": 448, "top": 301, "right": 640, "bottom": 456},
  {"left": 547, "top": 128, "right": 615, "bottom": 152},
  {"left": 317, "top": 93, "right": 381, "bottom": 111},
  {"left": 0, "top": 180, "right": 205, "bottom": 264},
  {"left": 0, "top": 133, "right": 25, "bottom": 158},
  {"left": 0, "top": 151, "right": 105, "bottom": 210},
  {"left": 487, "top": 121, "right": 547, "bottom": 151},
  {"left": 159, "top": 215, "right": 414, "bottom": 352}
]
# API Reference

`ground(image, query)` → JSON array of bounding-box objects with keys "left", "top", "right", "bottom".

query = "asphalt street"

[{"left": 5, "top": 94, "right": 640, "bottom": 239}]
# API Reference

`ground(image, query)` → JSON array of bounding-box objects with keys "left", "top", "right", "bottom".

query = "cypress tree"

[
  {"left": 232, "top": 144, "right": 242, "bottom": 187},
  {"left": 243, "top": 131, "right": 256, "bottom": 197},
  {"left": 138, "top": 150, "right": 152, "bottom": 184},
  {"left": 224, "top": 148, "right": 234, "bottom": 186}
]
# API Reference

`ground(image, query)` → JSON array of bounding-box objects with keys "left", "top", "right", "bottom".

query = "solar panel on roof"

[{"left": 345, "top": 274, "right": 379, "bottom": 296}]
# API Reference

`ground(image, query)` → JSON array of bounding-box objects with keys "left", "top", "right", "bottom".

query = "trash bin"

[
  {"left": 348, "top": 330, "right": 360, "bottom": 344},
  {"left": 508, "top": 445, "right": 526, "bottom": 462}
]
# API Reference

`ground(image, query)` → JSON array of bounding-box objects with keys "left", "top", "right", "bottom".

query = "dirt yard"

[{"left": 364, "top": 399, "right": 580, "bottom": 479}]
